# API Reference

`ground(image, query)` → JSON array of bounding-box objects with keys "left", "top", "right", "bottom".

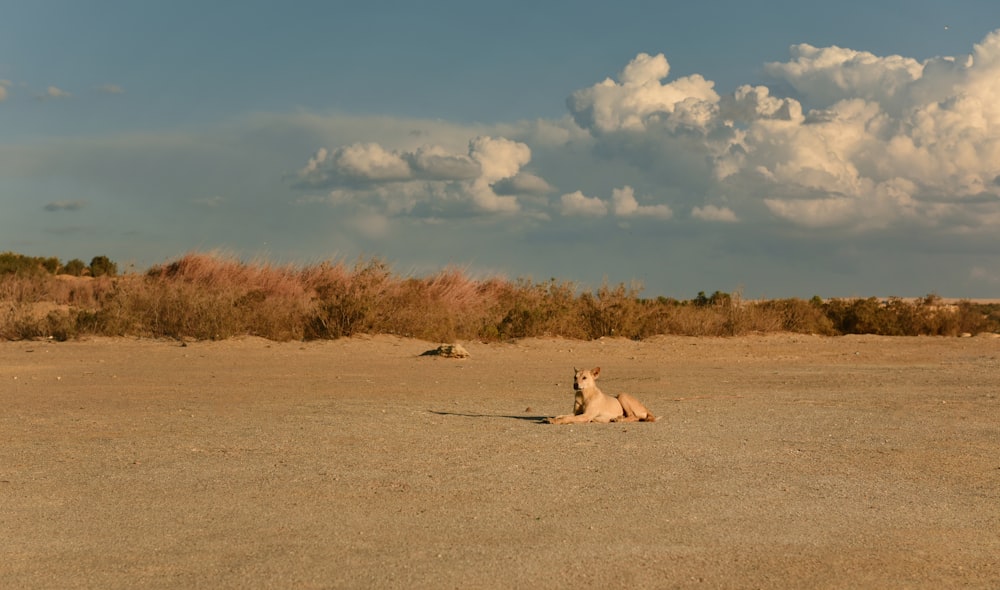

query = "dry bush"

[
  {"left": 303, "top": 258, "right": 391, "bottom": 339},
  {"left": 47, "top": 276, "right": 112, "bottom": 308},
  {"left": 577, "top": 280, "right": 649, "bottom": 339},
  {"left": 0, "top": 275, "right": 64, "bottom": 339},
  {"left": 660, "top": 302, "right": 728, "bottom": 336},
  {"left": 485, "top": 278, "right": 587, "bottom": 340},
  {"left": 756, "top": 298, "right": 836, "bottom": 335},
  {"left": 374, "top": 269, "right": 499, "bottom": 341},
  {"left": 4, "top": 251, "right": 1000, "bottom": 341},
  {"left": 80, "top": 253, "right": 313, "bottom": 340},
  {"left": 818, "top": 296, "right": 1000, "bottom": 336},
  {"left": 0, "top": 302, "right": 41, "bottom": 340},
  {"left": 142, "top": 253, "right": 311, "bottom": 340},
  {"left": 824, "top": 296, "right": 916, "bottom": 336},
  {"left": 953, "top": 301, "right": 998, "bottom": 335}
]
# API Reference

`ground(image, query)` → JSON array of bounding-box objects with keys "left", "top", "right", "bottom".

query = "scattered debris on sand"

[{"left": 420, "top": 343, "right": 470, "bottom": 358}]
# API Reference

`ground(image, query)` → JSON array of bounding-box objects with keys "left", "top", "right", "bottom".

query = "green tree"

[
  {"left": 0, "top": 252, "right": 50, "bottom": 275},
  {"left": 41, "top": 257, "right": 60, "bottom": 274},
  {"left": 62, "top": 259, "right": 88, "bottom": 276},
  {"left": 89, "top": 255, "right": 118, "bottom": 277}
]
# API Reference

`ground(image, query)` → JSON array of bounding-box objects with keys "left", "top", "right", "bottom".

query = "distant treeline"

[
  {"left": 0, "top": 252, "right": 118, "bottom": 277},
  {"left": 2, "top": 251, "right": 998, "bottom": 341}
]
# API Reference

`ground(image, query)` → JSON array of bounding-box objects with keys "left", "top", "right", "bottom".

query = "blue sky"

[{"left": 2, "top": 1, "right": 1000, "bottom": 298}]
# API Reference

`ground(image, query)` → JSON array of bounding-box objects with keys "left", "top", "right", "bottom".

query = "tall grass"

[{"left": 2, "top": 252, "right": 998, "bottom": 341}]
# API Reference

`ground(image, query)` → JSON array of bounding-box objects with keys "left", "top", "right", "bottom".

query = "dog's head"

[{"left": 573, "top": 367, "right": 601, "bottom": 392}]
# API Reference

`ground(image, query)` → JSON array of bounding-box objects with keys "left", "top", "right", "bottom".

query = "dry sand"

[{"left": 2, "top": 334, "right": 998, "bottom": 589}]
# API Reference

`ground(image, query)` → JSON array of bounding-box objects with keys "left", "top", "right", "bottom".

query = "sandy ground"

[{"left": 1, "top": 334, "right": 999, "bottom": 589}]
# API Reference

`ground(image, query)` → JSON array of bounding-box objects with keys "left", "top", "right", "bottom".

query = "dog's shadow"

[{"left": 428, "top": 410, "right": 550, "bottom": 424}]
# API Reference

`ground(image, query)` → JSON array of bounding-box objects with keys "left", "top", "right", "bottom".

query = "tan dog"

[{"left": 546, "top": 367, "right": 656, "bottom": 424}]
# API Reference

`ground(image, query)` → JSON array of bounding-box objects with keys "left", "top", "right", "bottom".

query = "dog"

[{"left": 546, "top": 367, "right": 656, "bottom": 424}]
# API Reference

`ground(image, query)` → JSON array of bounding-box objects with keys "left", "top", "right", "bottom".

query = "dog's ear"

[{"left": 591, "top": 366, "right": 601, "bottom": 378}]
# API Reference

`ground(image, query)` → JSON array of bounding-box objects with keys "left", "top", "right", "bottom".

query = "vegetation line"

[{"left": 2, "top": 251, "right": 998, "bottom": 341}]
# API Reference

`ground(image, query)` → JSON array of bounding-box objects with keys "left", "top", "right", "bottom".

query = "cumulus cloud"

[
  {"left": 466, "top": 136, "right": 531, "bottom": 212},
  {"left": 560, "top": 190, "right": 607, "bottom": 217},
  {"left": 611, "top": 186, "right": 672, "bottom": 219},
  {"left": 288, "top": 26, "right": 1000, "bottom": 234},
  {"left": 692, "top": 204, "right": 739, "bottom": 223},
  {"left": 566, "top": 29, "right": 1000, "bottom": 233},
  {"left": 407, "top": 144, "right": 481, "bottom": 180},
  {"left": 293, "top": 135, "right": 536, "bottom": 215},
  {"left": 733, "top": 31, "right": 1000, "bottom": 228},
  {"left": 763, "top": 43, "right": 925, "bottom": 108},
  {"left": 337, "top": 143, "right": 409, "bottom": 180},
  {"left": 567, "top": 52, "right": 720, "bottom": 133},
  {"left": 98, "top": 84, "right": 124, "bottom": 95},
  {"left": 492, "top": 172, "right": 555, "bottom": 196},
  {"left": 719, "top": 84, "right": 802, "bottom": 123},
  {"left": 559, "top": 185, "right": 671, "bottom": 220},
  {"left": 296, "top": 142, "right": 476, "bottom": 187},
  {"left": 469, "top": 136, "right": 530, "bottom": 182}
]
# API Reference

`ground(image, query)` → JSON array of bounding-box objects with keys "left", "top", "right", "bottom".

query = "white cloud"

[
  {"left": 469, "top": 136, "right": 530, "bottom": 182},
  {"left": 564, "top": 29, "right": 1000, "bottom": 233},
  {"left": 301, "top": 147, "right": 328, "bottom": 176},
  {"left": 407, "top": 144, "right": 481, "bottom": 180},
  {"left": 333, "top": 143, "right": 411, "bottom": 182},
  {"left": 611, "top": 185, "right": 672, "bottom": 219},
  {"left": 567, "top": 52, "right": 720, "bottom": 133},
  {"left": 719, "top": 84, "right": 802, "bottom": 123},
  {"left": 466, "top": 136, "right": 531, "bottom": 212},
  {"left": 492, "top": 172, "right": 554, "bottom": 196},
  {"left": 692, "top": 204, "right": 738, "bottom": 223},
  {"left": 468, "top": 182, "right": 520, "bottom": 213},
  {"left": 98, "top": 84, "right": 124, "bottom": 95},
  {"left": 763, "top": 43, "right": 924, "bottom": 108},
  {"left": 296, "top": 142, "right": 478, "bottom": 187},
  {"left": 560, "top": 190, "right": 607, "bottom": 217},
  {"left": 559, "top": 185, "right": 672, "bottom": 220},
  {"left": 294, "top": 135, "right": 534, "bottom": 215},
  {"left": 0, "top": 80, "right": 9, "bottom": 102}
]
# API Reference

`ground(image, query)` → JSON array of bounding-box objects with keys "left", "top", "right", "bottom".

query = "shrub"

[
  {"left": 486, "top": 278, "right": 584, "bottom": 340},
  {"left": 0, "top": 252, "right": 56, "bottom": 276},
  {"left": 2, "top": 251, "right": 999, "bottom": 341},
  {"left": 757, "top": 298, "right": 835, "bottom": 335},
  {"left": 579, "top": 280, "right": 648, "bottom": 339},
  {"left": 89, "top": 256, "right": 118, "bottom": 278},
  {"left": 129, "top": 253, "right": 311, "bottom": 340},
  {"left": 61, "top": 259, "right": 88, "bottom": 276}
]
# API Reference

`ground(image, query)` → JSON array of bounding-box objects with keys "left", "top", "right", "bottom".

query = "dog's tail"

[{"left": 641, "top": 412, "right": 657, "bottom": 422}]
